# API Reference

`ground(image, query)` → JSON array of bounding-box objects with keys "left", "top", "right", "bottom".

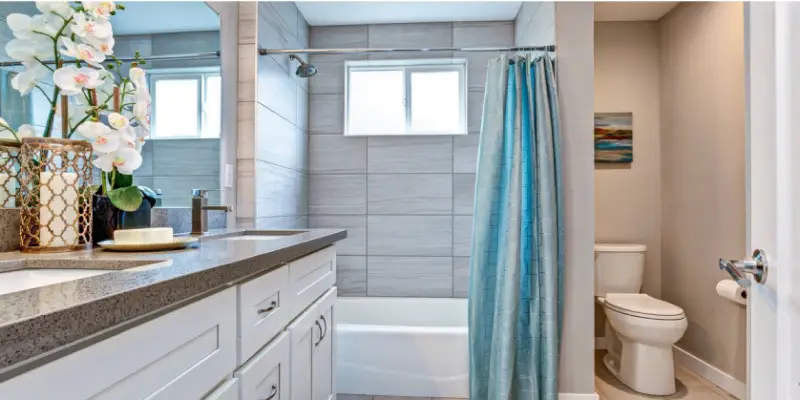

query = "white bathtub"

[{"left": 336, "top": 297, "right": 469, "bottom": 398}]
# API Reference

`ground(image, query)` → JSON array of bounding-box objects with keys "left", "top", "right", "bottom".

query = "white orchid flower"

[
  {"left": 0, "top": 118, "right": 13, "bottom": 140},
  {"left": 116, "top": 129, "right": 137, "bottom": 150},
  {"left": 108, "top": 113, "right": 129, "bottom": 130},
  {"left": 6, "top": 14, "right": 35, "bottom": 39},
  {"left": 93, "top": 147, "right": 142, "bottom": 174},
  {"left": 76, "top": 121, "right": 111, "bottom": 139},
  {"left": 59, "top": 37, "right": 105, "bottom": 67},
  {"left": 133, "top": 101, "right": 150, "bottom": 131},
  {"left": 71, "top": 13, "right": 112, "bottom": 40},
  {"left": 83, "top": 1, "right": 116, "bottom": 20},
  {"left": 17, "top": 125, "right": 37, "bottom": 138},
  {"left": 11, "top": 61, "right": 48, "bottom": 96},
  {"left": 85, "top": 35, "right": 115, "bottom": 55},
  {"left": 36, "top": 1, "right": 75, "bottom": 19},
  {"left": 5, "top": 38, "right": 50, "bottom": 61},
  {"left": 90, "top": 129, "right": 120, "bottom": 153},
  {"left": 129, "top": 67, "right": 147, "bottom": 88},
  {"left": 53, "top": 65, "right": 101, "bottom": 95}
]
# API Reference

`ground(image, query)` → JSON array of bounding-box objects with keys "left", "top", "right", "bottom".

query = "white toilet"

[{"left": 595, "top": 243, "right": 688, "bottom": 396}]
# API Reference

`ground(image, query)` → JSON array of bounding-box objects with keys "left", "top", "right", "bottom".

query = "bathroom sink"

[{"left": 0, "top": 259, "right": 164, "bottom": 296}]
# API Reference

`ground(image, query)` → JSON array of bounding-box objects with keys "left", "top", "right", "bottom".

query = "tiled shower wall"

[
  {"left": 238, "top": 2, "right": 310, "bottom": 229},
  {"left": 306, "top": 21, "right": 513, "bottom": 298}
]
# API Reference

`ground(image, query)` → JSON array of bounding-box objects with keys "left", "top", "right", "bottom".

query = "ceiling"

[
  {"left": 594, "top": 2, "right": 679, "bottom": 22},
  {"left": 111, "top": 2, "right": 219, "bottom": 35},
  {"left": 295, "top": 1, "right": 523, "bottom": 26}
]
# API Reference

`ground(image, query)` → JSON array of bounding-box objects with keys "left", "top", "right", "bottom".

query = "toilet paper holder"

[{"left": 719, "top": 249, "right": 768, "bottom": 288}]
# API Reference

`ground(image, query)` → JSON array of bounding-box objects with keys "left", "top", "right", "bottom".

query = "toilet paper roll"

[{"left": 716, "top": 280, "right": 747, "bottom": 306}]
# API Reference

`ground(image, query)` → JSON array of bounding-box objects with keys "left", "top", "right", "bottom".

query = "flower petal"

[
  {"left": 77, "top": 121, "right": 111, "bottom": 139},
  {"left": 108, "top": 113, "right": 129, "bottom": 130},
  {"left": 92, "top": 132, "right": 120, "bottom": 153},
  {"left": 17, "top": 124, "right": 37, "bottom": 138},
  {"left": 92, "top": 152, "right": 115, "bottom": 172}
]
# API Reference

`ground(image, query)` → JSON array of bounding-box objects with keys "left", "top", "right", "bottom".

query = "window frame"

[
  {"left": 148, "top": 67, "right": 221, "bottom": 139},
  {"left": 343, "top": 58, "right": 468, "bottom": 136}
]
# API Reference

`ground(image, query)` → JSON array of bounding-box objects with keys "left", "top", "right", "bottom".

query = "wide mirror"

[{"left": 0, "top": 1, "right": 221, "bottom": 208}]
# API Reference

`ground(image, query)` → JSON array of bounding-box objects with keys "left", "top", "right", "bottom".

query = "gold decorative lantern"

[
  {"left": 18, "top": 137, "right": 94, "bottom": 253},
  {"left": 0, "top": 139, "right": 21, "bottom": 208}
]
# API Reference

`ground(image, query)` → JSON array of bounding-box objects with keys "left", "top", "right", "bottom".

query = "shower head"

[{"left": 289, "top": 54, "right": 317, "bottom": 78}]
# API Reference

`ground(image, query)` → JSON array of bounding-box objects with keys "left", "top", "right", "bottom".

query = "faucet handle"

[{"left": 192, "top": 188, "right": 221, "bottom": 198}]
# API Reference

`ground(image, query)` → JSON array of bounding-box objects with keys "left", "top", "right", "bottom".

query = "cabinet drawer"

[
  {"left": 236, "top": 332, "right": 290, "bottom": 400},
  {"left": 0, "top": 288, "right": 237, "bottom": 400},
  {"left": 206, "top": 378, "right": 239, "bottom": 400},
  {"left": 289, "top": 246, "right": 336, "bottom": 316},
  {"left": 239, "top": 264, "right": 290, "bottom": 363}
]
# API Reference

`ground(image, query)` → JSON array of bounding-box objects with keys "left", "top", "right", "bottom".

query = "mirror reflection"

[{"left": 0, "top": 1, "right": 221, "bottom": 208}]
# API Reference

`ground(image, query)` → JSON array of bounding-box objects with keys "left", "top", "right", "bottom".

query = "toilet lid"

[{"left": 604, "top": 293, "right": 685, "bottom": 320}]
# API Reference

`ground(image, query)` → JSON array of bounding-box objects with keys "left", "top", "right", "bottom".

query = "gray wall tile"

[
  {"left": 309, "top": 135, "right": 367, "bottom": 174},
  {"left": 454, "top": 257, "right": 470, "bottom": 298},
  {"left": 152, "top": 139, "right": 220, "bottom": 176},
  {"left": 308, "top": 60, "right": 345, "bottom": 95},
  {"left": 368, "top": 22, "right": 453, "bottom": 49},
  {"left": 367, "top": 136, "right": 453, "bottom": 173},
  {"left": 308, "top": 215, "right": 367, "bottom": 255},
  {"left": 367, "top": 256, "right": 453, "bottom": 297},
  {"left": 453, "top": 215, "right": 473, "bottom": 256},
  {"left": 257, "top": 105, "right": 299, "bottom": 170},
  {"left": 137, "top": 141, "right": 154, "bottom": 176},
  {"left": 256, "top": 216, "right": 306, "bottom": 229},
  {"left": 154, "top": 175, "right": 219, "bottom": 206},
  {"left": 256, "top": 161, "right": 299, "bottom": 217},
  {"left": 368, "top": 216, "right": 453, "bottom": 256},
  {"left": 467, "top": 90, "right": 485, "bottom": 133},
  {"left": 453, "top": 21, "right": 514, "bottom": 47},
  {"left": 368, "top": 174, "right": 452, "bottom": 215},
  {"left": 337, "top": 256, "right": 367, "bottom": 296},
  {"left": 309, "top": 175, "right": 366, "bottom": 215},
  {"left": 309, "top": 94, "right": 344, "bottom": 134},
  {"left": 453, "top": 174, "right": 476, "bottom": 215},
  {"left": 453, "top": 134, "right": 479, "bottom": 173},
  {"left": 257, "top": 54, "right": 298, "bottom": 125}
]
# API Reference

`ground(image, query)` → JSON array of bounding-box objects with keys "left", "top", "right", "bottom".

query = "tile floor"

[
  {"left": 595, "top": 351, "right": 737, "bottom": 400},
  {"left": 338, "top": 352, "right": 739, "bottom": 400}
]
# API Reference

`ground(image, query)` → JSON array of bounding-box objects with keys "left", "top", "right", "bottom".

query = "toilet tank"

[{"left": 595, "top": 243, "right": 647, "bottom": 297}]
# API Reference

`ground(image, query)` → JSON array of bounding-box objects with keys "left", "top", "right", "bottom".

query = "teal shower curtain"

[{"left": 468, "top": 53, "right": 563, "bottom": 400}]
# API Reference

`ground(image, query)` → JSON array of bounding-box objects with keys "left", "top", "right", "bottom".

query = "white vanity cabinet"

[
  {"left": 0, "top": 245, "right": 339, "bottom": 400},
  {"left": 0, "top": 287, "right": 238, "bottom": 400},
  {"left": 289, "top": 288, "right": 337, "bottom": 400}
]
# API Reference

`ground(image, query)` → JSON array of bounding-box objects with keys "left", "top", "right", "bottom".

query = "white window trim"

[
  {"left": 148, "top": 67, "right": 221, "bottom": 140},
  {"left": 344, "top": 58, "right": 468, "bottom": 136}
]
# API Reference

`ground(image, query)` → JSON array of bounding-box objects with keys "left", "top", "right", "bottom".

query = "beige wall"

[
  {"left": 594, "top": 21, "right": 662, "bottom": 337},
  {"left": 659, "top": 2, "right": 746, "bottom": 381},
  {"left": 555, "top": 2, "right": 596, "bottom": 395}
]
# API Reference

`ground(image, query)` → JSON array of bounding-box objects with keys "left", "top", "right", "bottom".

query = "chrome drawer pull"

[
  {"left": 261, "top": 384, "right": 278, "bottom": 400},
  {"left": 314, "top": 320, "right": 323, "bottom": 347},
  {"left": 257, "top": 301, "right": 277, "bottom": 315},
  {"left": 319, "top": 315, "right": 327, "bottom": 341}
]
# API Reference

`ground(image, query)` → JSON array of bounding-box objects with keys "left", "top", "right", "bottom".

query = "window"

[
  {"left": 149, "top": 68, "right": 221, "bottom": 139},
  {"left": 344, "top": 59, "right": 467, "bottom": 136}
]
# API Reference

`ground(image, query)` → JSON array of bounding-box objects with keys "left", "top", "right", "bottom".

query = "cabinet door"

[
  {"left": 288, "top": 303, "right": 320, "bottom": 400},
  {"left": 0, "top": 288, "right": 237, "bottom": 400},
  {"left": 237, "top": 332, "right": 290, "bottom": 400},
  {"left": 312, "top": 288, "right": 337, "bottom": 400}
]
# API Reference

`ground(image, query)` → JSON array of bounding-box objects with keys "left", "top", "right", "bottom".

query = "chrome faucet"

[{"left": 191, "top": 189, "right": 232, "bottom": 234}]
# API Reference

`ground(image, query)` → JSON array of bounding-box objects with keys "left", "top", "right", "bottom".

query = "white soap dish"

[{"left": 98, "top": 237, "right": 198, "bottom": 252}]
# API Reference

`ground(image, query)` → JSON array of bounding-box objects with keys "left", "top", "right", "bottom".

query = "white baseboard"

[
  {"left": 559, "top": 393, "right": 600, "bottom": 400},
  {"left": 595, "top": 336, "right": 606, "bottom": 350},
  {"left": 672, "top": 345, "right": 746, "bottom": 399}
]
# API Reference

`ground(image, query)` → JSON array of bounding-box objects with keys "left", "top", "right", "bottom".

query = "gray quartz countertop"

[{"left": 0, "top": 228, "right": 346, "bottom": 381}]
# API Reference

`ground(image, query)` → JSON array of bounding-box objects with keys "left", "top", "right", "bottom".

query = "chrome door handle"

[
  {"left": 260, "top": 384, "right": 278, "bottom": 400},
  {"left": 719, "top": 249, "right": 769, "bottom": 288},
  {"left": 319, "top": 315, "right": 327, "bottom": 341},
  {"left": 314, "top": 320, "right": 323, "bottom": 347},
  {"left": 257, "top": 301, "right": 278, "bottom": 315}
]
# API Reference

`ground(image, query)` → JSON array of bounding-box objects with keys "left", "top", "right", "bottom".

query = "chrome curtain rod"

[
  {"left": 0, "top": 51, "right": 221, "bottom": 68},
  {"left": 259, "top": 45, "right": 555, "bottom": 55}
]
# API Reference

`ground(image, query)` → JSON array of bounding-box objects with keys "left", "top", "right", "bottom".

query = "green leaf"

[
  {"left": 108, "top": 186, "right": 143, "bottom": 212},
  {"left": 110, "top": 172, "right": 133, "bottom": 189},
  {"left": 82, "top": 184, "right": 100, "bottom": 197}
]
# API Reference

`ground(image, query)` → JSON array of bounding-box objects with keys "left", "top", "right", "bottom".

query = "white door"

[
  {"left": 289, "top": 304, "right": 319, "bottom": 400},
  {"left": 745, "top": 3, "right": 800, "bottom": 400},
  {"left": 312, "top": 289, "right": 337, "bottom": 400}
]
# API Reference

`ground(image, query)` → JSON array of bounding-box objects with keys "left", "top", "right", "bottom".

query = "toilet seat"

[{"left": 604, "top": 293, "right": 685, "bottom": 321}]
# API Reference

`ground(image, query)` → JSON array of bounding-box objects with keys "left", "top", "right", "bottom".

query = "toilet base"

[{"left": 603, "top": 342, "right": 677, "bottom": 396}]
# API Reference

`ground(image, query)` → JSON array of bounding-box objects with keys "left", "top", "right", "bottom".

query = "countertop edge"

[{"left": 0, "top": 229, "right": 346, "bottom": 382}]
